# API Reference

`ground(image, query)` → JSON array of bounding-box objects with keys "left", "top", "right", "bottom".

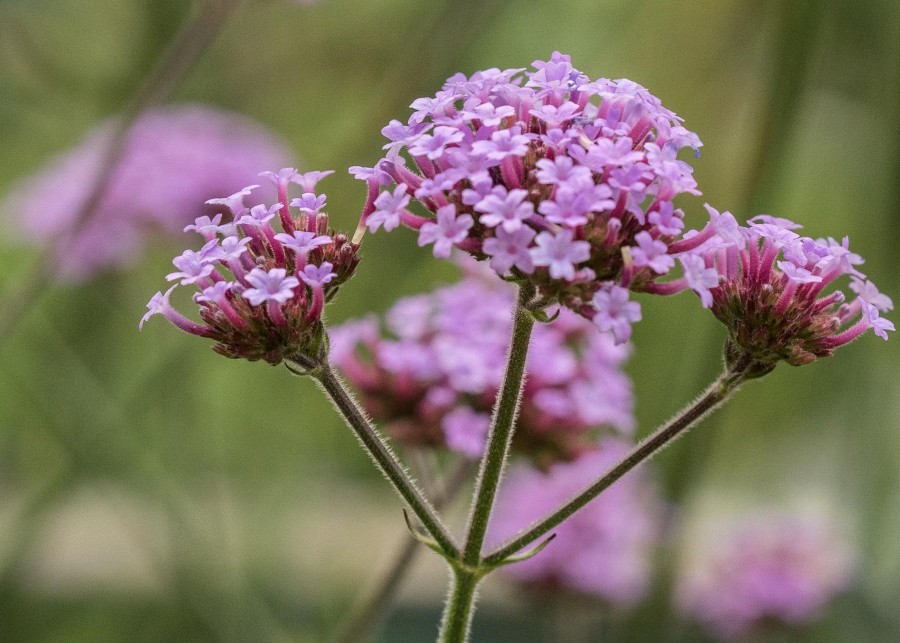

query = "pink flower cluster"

[
  {"left": 2, "top": 105, "right": 293, "bottom": 280},
  {"left": 649, "top": 209, "right": 894, "bottom": 371},
  {"left": 489, "top": 439, "right": 664, "bottom": 606},
  {"left": 329, "top": 267, "right": 633, "bottom": 466},
  {"left": 141, "top": 169, "right": 360, "bottom": 364},
  {"left": 353, "top": 51, "right": 713, "bottom": 343},
  {"left": 677, "top": 508, "right": 856, "bottom": 640}
]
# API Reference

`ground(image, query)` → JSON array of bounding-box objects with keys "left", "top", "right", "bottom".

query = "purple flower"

[
  {"left": 290, "top": 170, "right": 335, "bottom": 193},
  {"left": 274, "top": 231, "right": 332, "bottom": 256},
  {"left": 537, "top": 183, "right": 612, "bottom": 228},
  {"left": 259, "top": 167, "right": 299, "bottom": 189},
  {"left": 142, "top": 169, "right": 361, "bottom": 364},
  {"left": 442, "top": 407, "right": 490, "bottom": 458},
  {"left": 356, "top": 54, "right": 706, "bottom": 323},
  {"left": 242, "top": 268, "right": 300, "bottom": 306},
  {"left": 777, "top": 260, "right": 822, "bottom": 284},
  {"left": 418, "top": 205, "right": 474, "bottom": 258},
  {"left": 664, "top": 206, "right": 893, "bottom": 368},
  {"left": 529, "top": 102, "right": 580, "bottom": 127},
  {"left": 534, "top": 156, "right": 592, "bottom": 186},
  {"left": 300, "top": 262, "right": 337, "bottom": 287},
  {"left": 290, "top": 192, "right": 327, "bottom": 215},
  {"left": 195, "top": 281, "right": 233, "bottom": 304},
  {"left": 367, "top": 185, "right": 411, "bottom": 232},
  {"left": 184, "top": 214, "right": 224, "bottom": 238},
  {"left": 461, "top": 103, "right": 515, "bottom": 127},
  {"left": 530, "top": 230, "right": 590, "bottom": 281},
  {"left": 474, "top": 188, "right": 534, "bottom": 232},
  {"left": 471, "top": 127, "right": 533, "bottom": 161},
  {"left": 206, "top": 185, "right": 260, "bottom": 216},
  {"left": 166, "top": 249, "right": 215, "bottom": 285},
  {"left": 679, "top": 255, "right": 719, "bottom": 308},
  {"left": 648, "top": 202, "right": 684, "bottom": 236},
  {"left": 408, "top": 126, "right": 465, "bottom": 160},
  {"left": 630, "top": 231, "right": 674, "bottom": 274},
  {"left": 592, "top": 285, "right": 642, "bottom": 344},
  {"left": 863, "top": 301, "right": 895, "bottom": 340},
  {"left": 849, "top": 277, "right": 893, "bottom": 312},
  {"left": 208, "top": 235, "right": 252, "bottom": 261},
  {"left": 483, "top": 226, "right": 536, "bottom": 274}
]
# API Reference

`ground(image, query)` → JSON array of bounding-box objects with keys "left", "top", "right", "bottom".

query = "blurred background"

[{"left": 0, "top": 0, "right": 898, "bottom": 641}]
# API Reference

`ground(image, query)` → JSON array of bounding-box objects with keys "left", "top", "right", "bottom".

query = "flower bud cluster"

[
  {"left": 353, "top": 51, "right": 713, "bottom": 343},
  {"left": 650, "top": 208, "right": 894, "bottom": 373},
  {"left": 141, "top": 169, "right": 360, "bottom": 364},
  {"left": 329, "top": 267, "right": 633, "bottom": 467},
  {"left": 489, "top": 439, "right": 664, "bottom": 606}
]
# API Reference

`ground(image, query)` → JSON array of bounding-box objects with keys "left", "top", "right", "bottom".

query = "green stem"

[
  {"left": 460, "top": 283, "right": 536, "bottom": 566},
  {"left": 330, "top": 460, "right": 473, "bottom": 643},
  {"left": 435, "top": 283, "right": 535, "bottom": 643},
  {"left": 438, "top": 569, "right": 482, "bottom": 643},
  {"left": 483, "top": 359, "right": 752, "bottom": 566},
  {"left": 312, "top": 362, "right": 458, "bottom": 558}
]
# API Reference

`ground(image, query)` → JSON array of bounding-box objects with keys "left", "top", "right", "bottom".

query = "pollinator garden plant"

[{"left": 142, "top": 53, "right": 892, "bottom": 642}]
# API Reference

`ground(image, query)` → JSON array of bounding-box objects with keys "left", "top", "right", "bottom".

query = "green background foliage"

[{"left": 0, "top": 0, "right": 898, "bottom": 640}]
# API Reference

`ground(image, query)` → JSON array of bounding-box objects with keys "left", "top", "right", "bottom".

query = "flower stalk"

[
  {"left": 310, "top": 361, "right": 459, "bottom": 558},
  {"left": 436, "top": 282, "right": 536, "bottom": 642},
  {"left": 461, "top": 283, "right": 537, "bottom": 565},
  {"left": 330, "top": 460, "right": 473, "bottom": 643},
  {"left": 484, "top": 357, "right": 752, "bottom": 566}
]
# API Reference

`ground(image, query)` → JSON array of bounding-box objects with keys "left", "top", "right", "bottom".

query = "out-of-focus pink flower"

[
  {"left": 2, "top": 105, "right": 294, "bottom": 280},
  {"left": 330, "top": 266, "right": 634, "bottom": 467},
  {"left": 488, "top": 439, "right": 664, "bottom": 606},
  {"left": 676, "top": 506, "right": 857, "bottom": 640}
]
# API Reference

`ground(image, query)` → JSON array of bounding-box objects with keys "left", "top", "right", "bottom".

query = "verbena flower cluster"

[
  {"left": 648, "top": 209, "right": 894, "bottom": 373},
  {"left": 141, "top": 169, "right": 360, "bottom": 364},
  {"left": 2, "top": 105, "right": 292, "bottom": 280},
  {"left": 352, "top": 51, "right": 715, "bottom": 343},
  {"left": 677, "top": 507, "right": 856, "bottom": 640},
  {"left": 489, "top": 439, "right": 663, "bottom": 606},
  {"left": 329, "top": 266, "right": 633, "bottom": 466}
]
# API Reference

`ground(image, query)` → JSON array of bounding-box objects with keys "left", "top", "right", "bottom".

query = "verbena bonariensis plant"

[{"left": 141, "top": 52, "right": 892, "bottom": 643}]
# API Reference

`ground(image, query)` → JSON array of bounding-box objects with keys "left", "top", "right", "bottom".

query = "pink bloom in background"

[
  {"left": 488, "top": 439, "right": 664, "bottom": 606},
  {"left": 1, "top": 105, "right": 293, "bottom": 280},
  {"left": 352, "top": 51, "right": 717, "bottom": 344},
  {"left": 676, "top": 507, "right": 857, "bottom": 640},
  {"left": 329, "top": 262, "right": 634, "bottom": 467}
]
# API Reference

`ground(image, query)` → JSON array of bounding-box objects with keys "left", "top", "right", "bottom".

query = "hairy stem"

[
  {"left": 484, "top": 359, "right": 752, "bottom": 566},
  {"left": 435, "top": 283, "right": 535, "bottom": 643},
  {"left": 312, "top": 362, "right": 458, "bottom": 557},
  {"left": 460, "top": 283, "right": 536, "bottom": 565},
  {"left": 438, "top": 569, "right": 482, "bottom": 643},
  {"left": 330, "top": 460, "right": 473, "bottom": 643}
]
